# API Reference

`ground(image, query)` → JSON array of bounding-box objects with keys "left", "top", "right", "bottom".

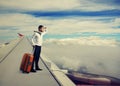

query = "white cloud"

[
  {"left": 45, "top": 17, "right": 120, "bottom": 34},
  {"left": 0, "top": 0, "right": 118, "bottom": 11},
  {"left": 44, "top": 36, "right": 119, "bottom": 47},
  {"left": 0, "top": 13, "right": 48, "bottom": 35},
  {"left": 0, "top": 13, "right": 35, "bottom": 26},
  {"left": 0, "top": 0, "right": 80, "bottom": 11},
  {"left": 114, "top": 18, "right": 120, "bottom": 26},
  {"left": 76, "top": 0, "right": 118, "bottom": 11}
]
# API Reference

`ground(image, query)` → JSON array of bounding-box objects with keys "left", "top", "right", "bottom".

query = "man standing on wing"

[{"left": 31, "top": 25, "right": 47, "bottom": 72}]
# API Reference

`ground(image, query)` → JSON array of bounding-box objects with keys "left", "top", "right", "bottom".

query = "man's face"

[{"left": 39, "top": 27, "right": 46, "bottom": 32}]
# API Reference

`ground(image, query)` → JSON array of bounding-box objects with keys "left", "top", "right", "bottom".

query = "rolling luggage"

[{"left": 20, "top": 53, "right": 34, "bottom": 73}]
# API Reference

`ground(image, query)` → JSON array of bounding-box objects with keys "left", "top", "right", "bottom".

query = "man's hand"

[{"left": 33, "top": 45, "right": 35, "bottom": 49}]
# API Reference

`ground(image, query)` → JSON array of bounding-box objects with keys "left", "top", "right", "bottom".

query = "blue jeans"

[{"left": 32, "top": 45, "right": 41, "bottom": 69}]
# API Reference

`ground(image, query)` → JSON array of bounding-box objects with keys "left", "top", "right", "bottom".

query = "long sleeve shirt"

[{"left": 31, "top": 30, "right": 47, "bottom": 46}]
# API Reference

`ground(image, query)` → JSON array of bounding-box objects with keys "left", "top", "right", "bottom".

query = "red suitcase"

[{"left": 20, "top": 53, "right": 34, "bottom": 73}]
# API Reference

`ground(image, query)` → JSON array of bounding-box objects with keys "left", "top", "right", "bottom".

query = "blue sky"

[
  {"left": 25, "top": 9, "right": 120, "bottom": 17},
  {"left": 0, "top": 0, "right": 120, "bottom": 43}
]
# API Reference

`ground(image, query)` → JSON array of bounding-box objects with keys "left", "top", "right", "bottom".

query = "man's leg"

[
  {"left": 35, "top": 46, "right": 42, "bottom": 70},
  {"left": 31, "top": 46, "right": 37, "bottom": 72}
]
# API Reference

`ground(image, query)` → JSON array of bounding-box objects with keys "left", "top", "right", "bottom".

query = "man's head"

[{"left": 38, "top": 25, "right": 46, "bottom": 32}]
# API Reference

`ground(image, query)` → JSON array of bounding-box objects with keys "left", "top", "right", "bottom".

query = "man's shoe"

[
  {"left": 31, "top": 69, "right": 36, "bottom": 72},
  {"left": 36, "top": 68, "right": 42, "bottom": 71}
]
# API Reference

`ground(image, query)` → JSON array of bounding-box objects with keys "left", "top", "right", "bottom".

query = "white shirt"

[{"left": 32, "top": 31, "right": 46, "bottom": 46}]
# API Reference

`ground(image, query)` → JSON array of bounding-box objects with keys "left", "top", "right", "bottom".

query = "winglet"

[{"left": 18, "top": 33, "right": 24, "bottom": 37}]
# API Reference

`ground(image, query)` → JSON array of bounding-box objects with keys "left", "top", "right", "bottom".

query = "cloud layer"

[
  {"left": 0, "top": 13, "right": 120, "bottom": 34},
  {"left": 42, "top": 37, "right": 120, "bottom": 79},
  {"left": 44, "top": 36, "right": 119, "bottom": 47}
]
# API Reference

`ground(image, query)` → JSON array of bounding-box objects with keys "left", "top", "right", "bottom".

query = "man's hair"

[{"left": 38, "top": 25, "right": 43, "bottom": 30}]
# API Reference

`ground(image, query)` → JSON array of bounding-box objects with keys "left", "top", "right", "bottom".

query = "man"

[{"left": 31, "top": 25, "right": 47, "bottom": 72}]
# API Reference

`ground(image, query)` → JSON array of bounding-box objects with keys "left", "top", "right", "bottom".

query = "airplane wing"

[{"left": 0, "top": 37, "right": 75, "bottom": 86}]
